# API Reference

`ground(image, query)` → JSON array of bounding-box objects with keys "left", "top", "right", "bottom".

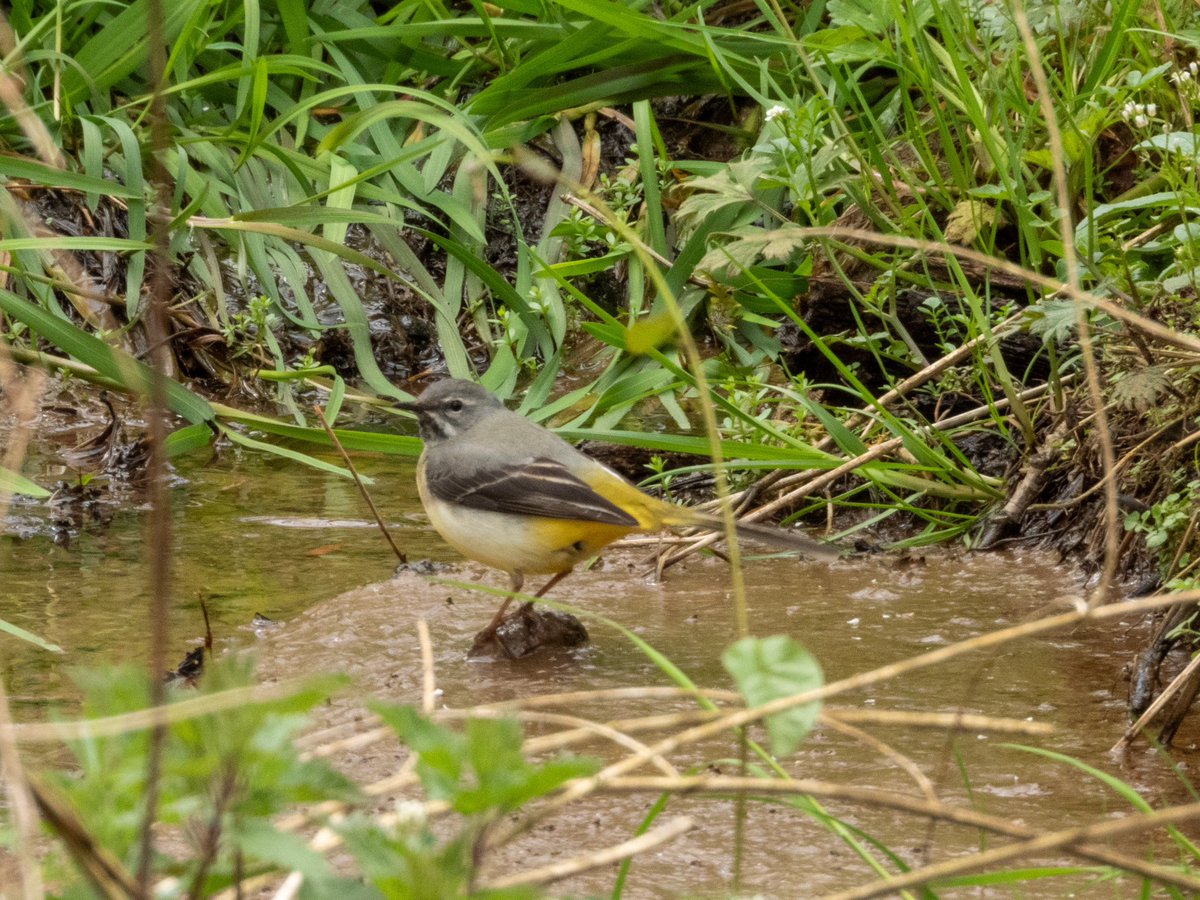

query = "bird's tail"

[{"left": 660, "top": 506, "right": 842, "bottom": 560}]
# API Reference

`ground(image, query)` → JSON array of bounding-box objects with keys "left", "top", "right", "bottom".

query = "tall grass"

[{"left": 4, "top": 0, "right": 1194, "bottom": 552}]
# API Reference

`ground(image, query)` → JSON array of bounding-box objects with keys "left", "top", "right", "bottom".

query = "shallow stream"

[{"left": 3, "top": 445, "right": 1198, "bottom": 896}]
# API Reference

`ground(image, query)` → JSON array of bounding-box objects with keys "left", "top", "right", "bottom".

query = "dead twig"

[
  {"left": 1113, "top": 650, "right": 1200, "bottom": 754},
  {"left": 597, "top": 776, "right": 1200, "bottom": 894},
  {"left": 824, "top": 799, "right": 1200, "bottom": 899},
  {"left": 976, "top": 416, "right": 1072, "bottom": 549},
  {"left": 479, "top": 816, "right": 695, "bottom": 892},
  {"left": 30, "top": 777, "right": 144, "bottom": 900},
  {"left": 314, "top": 403, "right": 407, "bottom": 564}
]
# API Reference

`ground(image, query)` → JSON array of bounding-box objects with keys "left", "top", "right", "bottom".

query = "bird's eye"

[{"left": 447, "top": 399, "right": 464, "bottom": 413}]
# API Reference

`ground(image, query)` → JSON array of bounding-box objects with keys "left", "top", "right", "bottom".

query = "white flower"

[
  {"left": 1146, "top": 103, "right": 1157, "bottom": 116},
  {"left": 764, "top": 104, "right": 789, "bottom": 122},
  {"left": 1135, "top": 113, "right": 1150, "bottom": 128},
  {"left": 394, "top": 799, "right": 426, "bottom": 828}
]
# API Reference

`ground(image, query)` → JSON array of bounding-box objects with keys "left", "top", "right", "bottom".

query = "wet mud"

[{"left": 255, "top": 543, "right": 1200, "bottom": 896}]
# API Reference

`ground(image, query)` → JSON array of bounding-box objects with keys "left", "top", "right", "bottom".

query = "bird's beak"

[{"left": 396, "top": 398, "right": 421, "bottom": 412}]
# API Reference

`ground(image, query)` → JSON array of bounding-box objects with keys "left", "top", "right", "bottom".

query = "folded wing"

[{"left": 423, "top": 454, "right": 639, "bottom": 527}]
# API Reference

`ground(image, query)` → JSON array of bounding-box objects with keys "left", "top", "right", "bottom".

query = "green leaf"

[
  {"left": 0, "top": 466, "right": 51, "bottom": 498},
  {"left": 458, "top": 717, "right": 596, "bottom": 814},
  {"left": 371, "top": 703, "right": 466, "bottom": 802},
  {"left": 210, "top": 403, "right": 422, "bottom": 455},
  {"left": 164, "top": 423, "right": 214, "bottom": 458},
  {"left": 1025, "top": 299, "right": 1080, "bottom": 345},
  {"left": 0, "top": 289, "right": 214, "bottom": 425},
  {"left": 0, "top": 237, "right": 151, "bottom": 253},
  {"left": 235, "top": 819, "right": 335, "bottom": 882},
  {"left": 723, "top": 635, "right": 823, "bottom": 756},
  {"left": 217, "top": 424, "right": 366, "bottom": 483},
  {"left": 0, "top": 619, "right": 64, "bottom": 653},
  {"left": 0, "top": 155, "right": 140, "bottom": 199}
]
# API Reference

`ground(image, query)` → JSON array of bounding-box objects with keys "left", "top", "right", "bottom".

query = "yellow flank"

[{"left": 575, "top": 460, "right": 698, "bottom": 531}]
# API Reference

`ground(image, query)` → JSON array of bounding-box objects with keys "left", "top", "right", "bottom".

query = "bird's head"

[{"left": 397, "top": 378, "right": 504, "bottom": 443}]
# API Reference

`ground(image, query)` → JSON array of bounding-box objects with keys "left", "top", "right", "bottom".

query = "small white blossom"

[
  {"left": 764, "top": 104, "right": 789, "bottom": 122},
  {"left": 394, "top": 799, "right": 427, "bottom": 828},
  {"left": 1122, "top": 101, "right": 1154, "bottom": 128}
]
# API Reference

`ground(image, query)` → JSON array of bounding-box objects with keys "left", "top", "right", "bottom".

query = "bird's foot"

[{"left": 467, "top": 603, "right": 589, "bottom": 659}]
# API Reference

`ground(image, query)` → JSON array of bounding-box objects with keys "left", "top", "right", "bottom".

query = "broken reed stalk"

[{"left": 314, "top": 403, "right": 407, "bottom": 564}]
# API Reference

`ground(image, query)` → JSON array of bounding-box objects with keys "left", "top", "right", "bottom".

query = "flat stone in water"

[{"left": 468, "top": 606, "right": 589, "bottom": 659}]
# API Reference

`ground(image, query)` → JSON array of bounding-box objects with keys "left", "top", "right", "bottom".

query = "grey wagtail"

[{"left": 399, "top": 378, "right": 838, "bottom": 643}]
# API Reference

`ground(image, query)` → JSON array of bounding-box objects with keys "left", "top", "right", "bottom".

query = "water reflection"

[{"left": 0, "top": 448, "right": 429, "bottom": 716}]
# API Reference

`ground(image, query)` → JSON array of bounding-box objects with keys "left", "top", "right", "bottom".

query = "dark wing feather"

[{"left": 424, "top": 455, "right": 639, "bottom": 527}]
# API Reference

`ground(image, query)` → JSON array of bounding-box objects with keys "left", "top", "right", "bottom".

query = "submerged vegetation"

[{"left": 6, "top": 0, "right": 1200, "bottom": 893}]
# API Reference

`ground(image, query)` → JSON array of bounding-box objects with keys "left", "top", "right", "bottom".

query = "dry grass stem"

[
  {"left": 663, "top": 376, "right": 1070, "bottom": 569},
  {"left": 487, "top": 590, "right": 1200, "bottom": 845},
  {"left": 0, "top": 340, "right": 46, "bottom": 527},
  {"left": 0, "top": 677, "right": 42, "bottom": 899},
  {"left": 819, "top": 716, "right": 938, "bottom": 802},
  {"left": 826, "top": 798, "right": 1200, "bottom": 899},
  {"left": 29, "top": 777, "right": 143, "bottom": 899},
  {"left": 601, "top": 776, "right": 1200, "bottom": 893},
  {"left": 296, "top": 696, "right": 1052, "bottom": 766},
  {"left": 6, "top": 680, "right": 317, "bottom": 743},
  {"left": 417, "top": 619, "right": 436, "bottom": 714},
  {"left": 1010, "top": 0, "right": 1120, "bottom": 605},
  {"left": 1112, "top": 650, "right": 1200, "bottom": 753},
  {"left": 478, "top": 816, "right": 695, "bottom": 891},
  {"left": 821, "top": 709, "right": 1052, "bottom": 735}
]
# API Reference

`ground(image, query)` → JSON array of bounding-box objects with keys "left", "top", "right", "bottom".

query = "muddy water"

[
  {"left": 0, "top": 448, "right": 439, "bottom": 716},
  {"left": 261, "top": 545, "right": 1199, "bottom": 896},
  {"left": 3, "top": 449, "right": 1198, "bottom": 896}
]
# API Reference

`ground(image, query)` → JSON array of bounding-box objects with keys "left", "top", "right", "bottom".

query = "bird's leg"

[
  {"left": 487, "top": 569, "right": 572, "bottom": 631},
  {"left": 469, "top": 569, "right": 584, "bottom": 659},
  {"left": 479, "top": 571, "right": 524, "bottom": 636},
  {"left": 507, "top": 569, "right": 574, "bottom": 621},
  {"left": 533, "top": 569, "right": 571, "bottom": 598}
]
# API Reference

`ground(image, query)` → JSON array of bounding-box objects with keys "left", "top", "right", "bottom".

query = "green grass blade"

[{"left": 0, "top": 466, "right": 52, "bottom": 499}]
